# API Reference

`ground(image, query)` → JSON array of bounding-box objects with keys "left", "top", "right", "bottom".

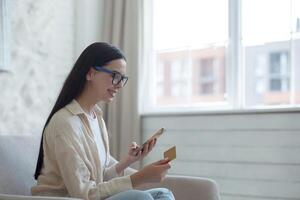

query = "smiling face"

[{"left": 85, "top": 58, "right": 127, "bottom": 103}]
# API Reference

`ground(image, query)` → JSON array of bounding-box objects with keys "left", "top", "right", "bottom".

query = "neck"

[{"left": 76, "top": 88, "right": 97, "bottom": 115}]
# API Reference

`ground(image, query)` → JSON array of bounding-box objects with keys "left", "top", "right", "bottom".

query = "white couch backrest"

[{"left": 0, "top": 135, "right": 41, "bottom": 195}]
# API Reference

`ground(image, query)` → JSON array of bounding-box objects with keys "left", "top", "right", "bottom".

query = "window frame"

[{"left": 0, "top": 0, "right": 10, "bottom": 72}]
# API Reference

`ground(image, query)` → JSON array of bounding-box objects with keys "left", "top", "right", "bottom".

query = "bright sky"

[{"left": 153, "top": 0, "right": 300, "bottom": 50}]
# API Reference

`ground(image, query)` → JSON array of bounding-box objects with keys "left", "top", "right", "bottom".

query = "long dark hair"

[{"left": 34, "top": 42, "right": 126, "bottom": 179}]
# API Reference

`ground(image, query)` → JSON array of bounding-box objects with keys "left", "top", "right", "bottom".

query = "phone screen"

[{"left": 140, "top": 128, "right": 165, "bottom": 152}]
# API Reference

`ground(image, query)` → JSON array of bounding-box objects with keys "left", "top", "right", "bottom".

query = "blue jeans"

[{"left": 105, "top": 188, "right": 175, "bottom": 200}]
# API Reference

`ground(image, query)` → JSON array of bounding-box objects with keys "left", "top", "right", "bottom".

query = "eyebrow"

[
  {"left": 112, "top": 70, "right": 123, "bottom": 75},
  {"left": 111, "top": 69, "right": 127, "bottom": 77}
]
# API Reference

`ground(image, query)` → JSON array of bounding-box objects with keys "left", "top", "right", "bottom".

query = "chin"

[
  {"left": 107, "top": 99, "right": 114, "bottom": 103},
  {"left": 104, "top": 97, "right": 114, "bottom": 103}
]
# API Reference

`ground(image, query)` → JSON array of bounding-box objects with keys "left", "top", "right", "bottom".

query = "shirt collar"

[{"left": 66, "top": 99, "right": 103, "bottom": 116}]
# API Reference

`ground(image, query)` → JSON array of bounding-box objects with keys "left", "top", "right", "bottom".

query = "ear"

[{"left": 86, "top": 68, "right": 96, "bottom": 81}]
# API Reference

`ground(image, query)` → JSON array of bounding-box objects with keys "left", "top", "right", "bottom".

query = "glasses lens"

[
  {"left": 112, "top": 73, "right": 122, "bottom": 85},
  {"left": 122, "top": 77, "right": 128, "bottom": 86},
  {"left": 112, "top": 72, "right": 128, "bottom": 87}
]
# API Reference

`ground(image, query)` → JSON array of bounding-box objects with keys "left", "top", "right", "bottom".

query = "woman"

[{"left": 32, "top": 42, "right": 174, "bottom": 200}]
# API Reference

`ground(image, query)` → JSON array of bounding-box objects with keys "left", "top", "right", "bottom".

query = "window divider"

[
  {"left": 228, "top": 0, "right": 242, "bottom": 109},
  {"left": 290, "top": 0, "right": 296, "bottom": 105}
]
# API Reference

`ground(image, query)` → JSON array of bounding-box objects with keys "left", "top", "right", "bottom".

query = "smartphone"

[{"left": 140, "top": 127, "right": 165, "bottom": 152}]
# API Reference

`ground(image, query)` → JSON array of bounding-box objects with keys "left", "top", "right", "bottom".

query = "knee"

[
  {"left": 160, "top": 188, "right": 175, "bottom": 199},
  {"left": 165, "top": 188, "right": 174, "bottom": 196},
  {"left": 148, "top": 188, "right": 175, "bottom": 200}
]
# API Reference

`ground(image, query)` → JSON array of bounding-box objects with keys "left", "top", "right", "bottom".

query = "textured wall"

[{"left": 0, "top": 0, "right": 75, "bottom": 134}]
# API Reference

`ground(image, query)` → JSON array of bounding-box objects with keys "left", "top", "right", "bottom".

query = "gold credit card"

[{"left": 164, "top": 146, "right": 176, "bottom": 161}]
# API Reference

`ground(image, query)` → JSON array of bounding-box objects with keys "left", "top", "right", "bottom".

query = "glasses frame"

[{"left": 93, "top": 66, "right": 128, "bottom": 87}]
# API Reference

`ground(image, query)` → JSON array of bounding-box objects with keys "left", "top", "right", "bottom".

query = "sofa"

[{"left": 0, "top": 135, "right": 220, "bottom": 200}]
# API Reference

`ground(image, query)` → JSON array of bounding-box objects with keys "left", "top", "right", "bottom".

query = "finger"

[
  {"left": 154, "top": 158, "right": 170, "bottom": 165},
  {"left": 134, "top": 147, "right": 142, "bottom": 155},
  {"left": 130, "top": 148, "right": 139, "bottom": 156},
  {"left": 150, "top": 139, "right": 156, "bottom": 147},
  {"left": 153, "top": 138, "right": 157, "bottom": 146},
  {"left": 137, "top": 149, "right": 142, "bottom": 158},
  {"left": 163, "top": 163, "right": 171, "bottom": 169},
  {"left": 158, "top": 164, "right": 171, "bottom": 173},
  {"left": 130, "top": 145, "right": 139, "bottom": 153},
  {"left": 142, "top": 143, "right": 149, "bottom": 155},
  {"left": 133, "top": 147, "right": 142, "bottom": 156},
  {"left": 140, "top": 143, "right": 145, "bottom": 151},
  {"left": 130, "top": 142, "right": 138, "bottom": 149},
  {"left": 147, "top": 141, "right": 154, "bottom": 152},
  {"left": 131, "top": 143, "right": 141, "bottom": 154},
  {"left": 149, "top": 139, "right": 157, "bottom": 151}
]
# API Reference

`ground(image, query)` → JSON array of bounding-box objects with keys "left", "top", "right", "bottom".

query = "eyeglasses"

[{"left": 93, "top": 66, "right": 128, "bottom": 87}]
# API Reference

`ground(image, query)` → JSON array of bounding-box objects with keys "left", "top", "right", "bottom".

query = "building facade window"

[
  {"left": 269, "top": 51, "right": 289, "bottom": 92},
  {"left": 198, "top": 58, "right": 215, "bottom": 95}
]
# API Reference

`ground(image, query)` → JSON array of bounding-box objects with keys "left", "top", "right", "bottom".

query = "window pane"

[
  {"left": 153, "top": 0, "right": 228, "bottom": 107},
  {"left": 243, "top": 0, "right": 294, "bottom": 106}
]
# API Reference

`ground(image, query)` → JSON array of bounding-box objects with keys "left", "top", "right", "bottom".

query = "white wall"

[
  {"left": 74, "top": 0, "right": 104, "bottom": 57},
  {"left": 0, "top": 0, "right": 75, "bottom": 134},
  {"left": 142, "top": 111, "right": 300, "bottom": 200}
]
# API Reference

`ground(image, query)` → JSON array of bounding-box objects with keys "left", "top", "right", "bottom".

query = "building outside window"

[
  {"left": 269, "top": 51, "right": 289, "bottom": 92},
  {"left": 199, "top": 58, "right": 215, "bottom": 95}
]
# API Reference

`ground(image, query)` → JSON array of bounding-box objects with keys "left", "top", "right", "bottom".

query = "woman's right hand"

[{"left": 130, "top": 158, "right": 171, "bottom": 188}]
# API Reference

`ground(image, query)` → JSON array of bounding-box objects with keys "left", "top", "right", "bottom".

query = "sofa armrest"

[
  {"left": 137, "top": 175, "right": 220, "bottom": 200},
  {"left": 0, "top": 176, "right": 219, "bottom": 200},
  {"left": 0, "top": 194, "right": 82, "bottom": 200}
]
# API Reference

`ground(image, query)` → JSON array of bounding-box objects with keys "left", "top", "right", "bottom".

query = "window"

[
  {"left": 142, "top": 0, "right": 300, "bottom": 113},
  {"left": 269, "top": 52, "right": 289, "bottom": 92},
  {"left": 243, "top": 0, "right": 298, "bottom": 107},
  {"left": 199, "top": 58, "right": 215, "bottom": 95}
]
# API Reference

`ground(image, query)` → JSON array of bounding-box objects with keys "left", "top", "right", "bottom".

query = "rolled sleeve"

[
  {"left": 103, "top": 156, "right": 137, "bottom": 181},
  {"left": 103, "top": 156, "right": 120, "bottom": 181}
]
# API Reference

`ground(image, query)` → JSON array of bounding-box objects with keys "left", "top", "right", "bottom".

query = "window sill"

[{"left": 140, "top": 106, "right": 300, "bottom": 117}]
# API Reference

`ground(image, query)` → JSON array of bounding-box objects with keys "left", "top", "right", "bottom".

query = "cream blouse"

[{"left": 31, "top": 100, "right": 133, "bottom": 200}]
